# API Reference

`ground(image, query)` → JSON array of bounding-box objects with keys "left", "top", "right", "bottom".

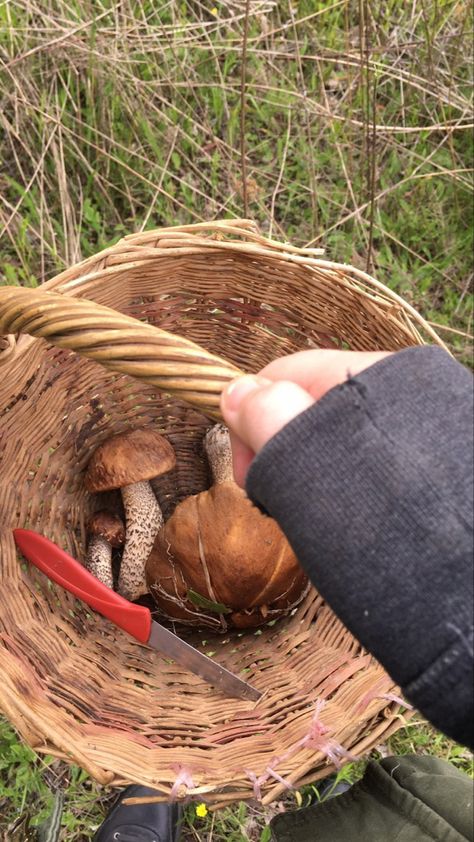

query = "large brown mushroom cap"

[
  {"left": 146, "top": 481, "right": 308, "bottom": 629},
  {"left": 85, "top": 428, "right": 176, "bottom": 492}
]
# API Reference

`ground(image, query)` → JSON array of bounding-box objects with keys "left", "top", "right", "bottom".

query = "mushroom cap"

[
  {"left": 87, "top": 510, "right": 125, "bottom": 548},
  {"left": 85, "top": 429, "right": 176, "bottom": 492},
  {"left": 146, "top": 482, "right": 308, "bottom": 629}
]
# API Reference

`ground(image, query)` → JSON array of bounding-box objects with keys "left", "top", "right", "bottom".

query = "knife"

[{"left": 13, "top": 529, "right": 261, "bottom": 702}]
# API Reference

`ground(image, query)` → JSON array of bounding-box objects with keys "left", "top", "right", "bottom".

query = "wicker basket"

[{"left": 0, "top": 220, "right": 444, "bottom": 807}]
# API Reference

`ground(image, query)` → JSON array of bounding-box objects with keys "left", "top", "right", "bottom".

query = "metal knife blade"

[{"left": 147, "top": 621, "right": 259, "bottom": 700}]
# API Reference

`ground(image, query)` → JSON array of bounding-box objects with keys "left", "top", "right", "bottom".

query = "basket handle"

[{"left": 0, "top": 287, "right": 244, "bottom": 419}]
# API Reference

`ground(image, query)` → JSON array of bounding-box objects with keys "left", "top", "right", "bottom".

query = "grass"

[
  {"left": 0, "top": 0, "right": 472, "bottom": 357},
  {"left": 0, "top": 0, "right": 473, "bottom": 839},
  {"left": 0, "top": 718, "right": 110, "bottom": 840}
]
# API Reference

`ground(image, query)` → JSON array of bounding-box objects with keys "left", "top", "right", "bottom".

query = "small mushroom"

[
  {"left": 85, "top": 428, "right": 176, "bottom": 601},
  {"left": 146, "top": 424, "right": 309, "bottom": 630},
  {"left": 86, "top": 510, "right": 125, "bottom": 589}
]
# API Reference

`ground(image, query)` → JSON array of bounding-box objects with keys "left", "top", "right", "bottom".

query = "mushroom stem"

[
  {"left": 203, "top": 424, "right": 234, "bottom": 484},
  {"left": 86, "top": 536, "right": 114, "bottom": 590},
  {"left": 86, "top": 510, "right": 124, "bottom": 589},
  {"left": 118, "top": 480, "right": 163, "bottom": 601}
]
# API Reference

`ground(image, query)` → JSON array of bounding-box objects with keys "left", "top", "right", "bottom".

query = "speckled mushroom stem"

[
  {"left": 118, "top": 481, "right": 163, "bottom": 601},
  {"left": 86, "top": 536, "right": 114, "bottom": 590},
  {"left": 203, "top": 424, "right": 234, "bottom": 484}
]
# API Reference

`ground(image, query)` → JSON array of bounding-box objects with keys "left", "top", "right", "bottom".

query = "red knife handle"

[{"left": 13, "top": 529, "right": 151, "bottom": 644}]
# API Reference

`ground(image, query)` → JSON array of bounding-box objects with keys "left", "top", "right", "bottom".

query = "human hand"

[{"left": 220, "top": 349, "right": 391, "bottom": 486}]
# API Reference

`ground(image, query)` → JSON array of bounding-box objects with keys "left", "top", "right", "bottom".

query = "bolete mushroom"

[
  {"left": 146, "top": 424, "right": 309, "bottom": 630},
  {"left": 86, "top": 510, "right": 125, "bottom": 589},
  {"left": 85, "top": 428, "right": 176, "bottom": 601}
]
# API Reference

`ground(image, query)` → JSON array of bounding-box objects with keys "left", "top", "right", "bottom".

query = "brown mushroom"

[
  {"left": 146, "top": 424, "right": 309, "bottom": 630},
  {"left": 85, "top": 428, "right": 176, "bottom": 600},
  {"left": 86, "top": 510, "right": 125, "bottom": 589}
]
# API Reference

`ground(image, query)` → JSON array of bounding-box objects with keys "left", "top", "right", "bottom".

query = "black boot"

[{"left": 94, "top": 785, "right": 183, "bottom": 842}]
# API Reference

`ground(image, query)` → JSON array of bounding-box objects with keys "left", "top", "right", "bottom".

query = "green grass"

[
  {"left": 0, "top": 0, "right": 473, "bottom": 839},
  {"left": 0, "top": 717, "right": 111, "bottom": 839},
  {"left": 0, "top": 0, "right": 472, "bottom": 361}
]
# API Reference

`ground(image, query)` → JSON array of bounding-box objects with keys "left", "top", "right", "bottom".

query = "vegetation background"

[{"left": 0, "top": 0, "right": 472, "bottom": 838}]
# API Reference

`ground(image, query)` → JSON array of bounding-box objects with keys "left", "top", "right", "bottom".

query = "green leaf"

[
  {"left": 187, "top": 589, "right": 231, "bottom": 614},
  {"left": 2, "top": 263, "right": 19, "bottom": 285}
]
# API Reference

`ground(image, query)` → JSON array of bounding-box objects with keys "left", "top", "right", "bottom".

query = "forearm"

[{"left": 246, "top": 347, "right": 474, "bottom": 747}]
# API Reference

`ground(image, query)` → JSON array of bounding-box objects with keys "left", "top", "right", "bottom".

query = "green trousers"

[{"left": 270, "top": 756, "right": 473, "bottom": 842}]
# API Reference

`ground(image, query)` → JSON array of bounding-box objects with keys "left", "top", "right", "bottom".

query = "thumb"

[{"left": 221, "top": 375, "right": 315, "bottom": 455}]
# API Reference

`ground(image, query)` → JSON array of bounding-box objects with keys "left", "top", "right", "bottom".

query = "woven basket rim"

[{"left": 42, "top": 220, "right": 446, "bottom": 341}]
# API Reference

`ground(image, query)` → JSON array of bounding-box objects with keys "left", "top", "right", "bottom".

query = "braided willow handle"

[{"left": 0, "top": 287, "right": 244, "bottom": 419}]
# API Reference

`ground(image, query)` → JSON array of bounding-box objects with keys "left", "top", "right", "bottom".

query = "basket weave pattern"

[{"left": 0, "top": 221, "right": 438, "bottom": 805}]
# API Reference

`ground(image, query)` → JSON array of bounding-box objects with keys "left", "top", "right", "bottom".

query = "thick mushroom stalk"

[
  {"left": 203, "top": 423, "right": 233, "bottom": 484},
  {"left": 86, "top": 511, "right": 125, "bottom": 589},
  {"left": 85, "top": 428, "right": 176, "bottom": 601},
  {"left": 119, "top": 481, "right": 163, "bottom": 600}
]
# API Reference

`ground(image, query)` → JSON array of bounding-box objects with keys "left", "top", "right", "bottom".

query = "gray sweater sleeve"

[{"left": 246, "top": 346, "right": 474, "bottom": 748}]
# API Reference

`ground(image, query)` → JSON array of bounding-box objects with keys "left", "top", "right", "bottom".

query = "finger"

[
  {"left": 228, "top": 431, "right": 254, "bottom": 488},
  {"left": 221, "top": 376, "right": 315, "bottom": 455},
  {"left": 260, "top": 349, "right": 391, "bottom": 401}
]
